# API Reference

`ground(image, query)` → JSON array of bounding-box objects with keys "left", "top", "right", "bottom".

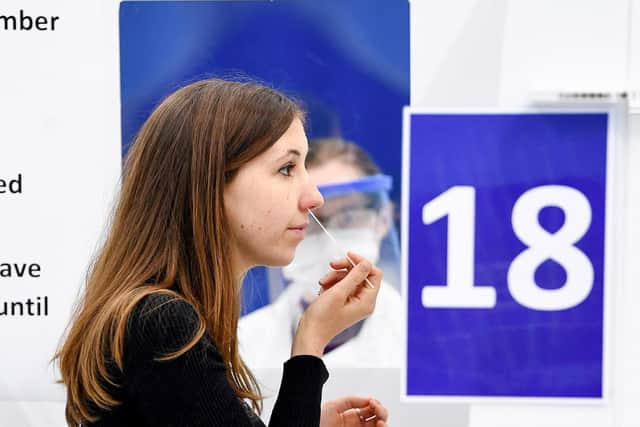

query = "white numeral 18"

[{"left": 421, "top": 185, "right": 594, "bottom": 311}]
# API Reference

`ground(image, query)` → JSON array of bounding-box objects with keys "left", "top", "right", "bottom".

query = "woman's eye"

[{"left": 279, "top": 163, "right": 294, "bottom": 177}]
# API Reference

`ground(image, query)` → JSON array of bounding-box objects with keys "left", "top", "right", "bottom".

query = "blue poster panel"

[
  {"left": 403, "top": 111, "right": 610, "bottom": 400},
  {"left": 119, "top": 0, "right": 409, "bottom": 313}
]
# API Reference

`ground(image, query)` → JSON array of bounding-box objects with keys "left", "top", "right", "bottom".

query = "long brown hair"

[{"left": 55, "top": 79, "right": 303, "bottom": 425}]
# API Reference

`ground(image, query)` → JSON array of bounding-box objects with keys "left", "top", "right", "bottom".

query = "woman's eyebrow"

[{"left": 274, "top": 149, "right": 302, "bottom": 163}]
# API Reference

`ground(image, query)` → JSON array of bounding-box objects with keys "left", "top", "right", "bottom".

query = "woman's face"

[{"left": 224, "top": 118, "right": 324, "bottom": 273}]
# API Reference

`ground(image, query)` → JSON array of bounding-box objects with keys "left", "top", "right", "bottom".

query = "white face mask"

[{"left": 282, "top": 227, "right": 381, "bottom": 302}]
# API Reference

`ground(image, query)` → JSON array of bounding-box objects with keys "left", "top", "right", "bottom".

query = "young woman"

[{"left": 55, "top": 79, "right": 388, "bottom": 426}]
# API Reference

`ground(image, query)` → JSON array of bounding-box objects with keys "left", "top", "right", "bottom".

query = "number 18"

[{"left": 421, "top": 185, "right": 594, "bottom": 311}]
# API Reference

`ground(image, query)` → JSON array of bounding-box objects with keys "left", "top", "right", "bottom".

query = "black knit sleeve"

[
  {"left": 269, "top": 356, "right": 329, "bottom": 427},
  {"left": 124, "top": 293, "right": 328, "bottom": 427}
]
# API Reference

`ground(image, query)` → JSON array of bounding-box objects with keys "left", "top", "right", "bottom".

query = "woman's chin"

[{"left": 261, "top": 251, "right": 295, "bottom": 268}]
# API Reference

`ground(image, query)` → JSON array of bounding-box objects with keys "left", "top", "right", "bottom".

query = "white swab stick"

[{"left": 307, "top": 209, "right": 375, "bottom": 289}]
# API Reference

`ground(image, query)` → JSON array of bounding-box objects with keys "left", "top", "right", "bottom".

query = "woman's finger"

[
  {"left": 341, "top": 404, "right": 386, "bottom": 425},
  {"left": 330, "top": 260, "right": 373, "bottom": 300},
  {"left": 330, "top": 252, "right": 382, "bottom": 285},
  {"left": 327, "top": 396, "right": 372, "bottom": 414},
  {"left": 370, "top": 399, "right": 389, "bottom": 421},
  {"left": 317, "top": 269, "right": 349, "bottom": 294},
  {"left": 346, "top": 251, "right": 383, "bottom": 279},
  {"left": 329, "top": 257, "right": 353, "bottom": 271},
  {"left": 341, "top": 407, "right": 376, "bottom": 425}
]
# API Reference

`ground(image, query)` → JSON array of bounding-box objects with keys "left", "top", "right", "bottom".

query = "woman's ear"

[{"left": 374, "top": 202, "right": 394, "bottom": 239}]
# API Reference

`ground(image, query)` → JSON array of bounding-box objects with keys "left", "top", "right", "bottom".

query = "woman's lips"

[{"left": 287, "top": 224, "right": 308, "bottom": 239}]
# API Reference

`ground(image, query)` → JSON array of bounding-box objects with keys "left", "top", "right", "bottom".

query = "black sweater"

[{"left": 87, "top": 293, "right": 329, "bottom": 426}]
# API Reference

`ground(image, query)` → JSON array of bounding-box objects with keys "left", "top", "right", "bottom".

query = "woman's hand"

[
  {"left": 321, "top": 396, "right": 388, "bottom": 427},
  {"left": 291, "top": 252, "right": 382, "bottom": 357}
]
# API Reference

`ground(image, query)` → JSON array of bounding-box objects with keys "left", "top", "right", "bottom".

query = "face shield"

[{"left": 271, "top": 174, "right": 401, "bottom": 304}]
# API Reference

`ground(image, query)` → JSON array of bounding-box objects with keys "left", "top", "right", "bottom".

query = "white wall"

[
  {"left": 0, "top": 0, "right": 122, "bottom": 425},
  {"left": 1, "top": 0, "right": 638, "bottom": 426},
  {"left": 411, "top": 1, "right": 640, "bottom": 426}
]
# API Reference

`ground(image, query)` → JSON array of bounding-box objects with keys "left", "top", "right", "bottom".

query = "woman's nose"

[{"left": 300, "top": 183, "right": 324, "bottom": 211}]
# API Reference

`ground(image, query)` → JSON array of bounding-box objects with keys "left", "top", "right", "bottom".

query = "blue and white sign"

[{"left": 402, "top": 110, "right": 614, "bottom": 401}]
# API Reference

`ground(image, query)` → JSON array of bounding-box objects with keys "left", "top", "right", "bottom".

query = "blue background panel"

[
  {"left": 406, "top": 113, "right": 607, "bottom": 397},
  {"left": 119, "top": 1, "right": 409, "bottom": 314}
]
